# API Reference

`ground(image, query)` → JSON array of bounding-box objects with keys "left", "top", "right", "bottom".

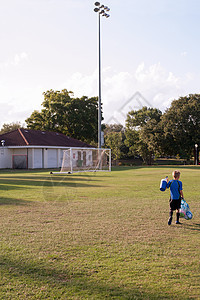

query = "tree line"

[
  {"left": 0, "top": 90, "right": 200, "bottom": 164},
  {"left": 105, "top": 94, "right": 200, "bottom": 164}
]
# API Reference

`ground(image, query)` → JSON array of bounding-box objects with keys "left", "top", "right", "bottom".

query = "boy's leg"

[
  {"left": 176, "top": 209, "right": 181, "bottom": 224},
  {"left": 168, "top": 209, "right": 173, "bottom": 225},
  {"left": 176, "top": 198, "right": 182, "bottom": 224},
  {"left": 168, "top": 199, "right": 174, "bottom": 225}
]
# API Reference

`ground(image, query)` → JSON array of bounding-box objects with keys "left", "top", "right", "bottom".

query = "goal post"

[{"left": 59, "top": 148, "right": 111, "bottom": 174}]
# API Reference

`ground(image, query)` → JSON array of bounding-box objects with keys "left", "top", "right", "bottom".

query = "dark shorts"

[{"left": 170, "top": 198, "right": 181, "bottom": 211}]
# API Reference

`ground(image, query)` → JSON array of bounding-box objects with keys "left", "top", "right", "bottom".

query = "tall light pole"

[
  {"left": 195, "top": 144, "right": 198, "bottom": 165},
  {"left": 94, "top": 2, "right": 110, "bottom": 149}
]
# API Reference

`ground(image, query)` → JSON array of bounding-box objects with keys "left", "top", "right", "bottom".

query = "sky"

[{"left": 1, "top": 0, "right": 200, "bottom": 128}]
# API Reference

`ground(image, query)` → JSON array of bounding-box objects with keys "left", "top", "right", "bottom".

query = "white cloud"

[
  {"left": 0, "top": 61, "right": 198, "bottom": 129},
  {"left": 62, "top": 62, "right": 197, "bottom": 124},
  {"left": 0, "top": 82, "right": 44, "bottom": 128},
  {"left": 0, "top": 101, "right": 28, "bottom": 126},
  {"left": 0, "top": 52, "right": 29, "bottom": 69},
  {"left": 63, "top": 70, "right": 97, "bottom": 97},
  {"left": 135, "top": 62, "right": 179, "bottom": 87},
  {"left": 13, "top": 52, "right": 28, "bottom": 66}
]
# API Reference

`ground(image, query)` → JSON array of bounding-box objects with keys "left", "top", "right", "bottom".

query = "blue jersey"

[{"left": 167, "top": 180, "right": 182, "bottom": 200}]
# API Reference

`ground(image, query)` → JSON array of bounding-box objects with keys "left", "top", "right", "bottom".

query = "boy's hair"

[{"left": 172, "top": 170, "right": 180, "bottom": 179}]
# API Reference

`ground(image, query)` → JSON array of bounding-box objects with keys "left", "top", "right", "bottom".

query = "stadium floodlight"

[{"left": 93, "top": 2, "right": 110, "bottom": 149}]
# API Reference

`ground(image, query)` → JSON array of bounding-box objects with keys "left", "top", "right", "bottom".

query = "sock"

[
  {"left": 169, "top": 210, "right": 173, "bottom": 219},
  {"left": 176, "top": 212, "right": 180, "bottom": 222}
]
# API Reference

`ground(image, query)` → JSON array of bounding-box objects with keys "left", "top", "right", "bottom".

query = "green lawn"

[{"left": 0, "top": 166, "right": 199, "bottom": 299}]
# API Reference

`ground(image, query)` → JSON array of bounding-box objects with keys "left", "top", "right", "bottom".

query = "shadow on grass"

[
  {"left": 0, "top": 197, "right": 30, "bottom": 206},
  {"left": 0, "top": 176, "right": 100, "bottom": 189},
  {"left": 0, "top": 183, "right": 25, "bottom": 191},
  {"left": 183, "top": 223, "right": 200, "bottom": 231},
  {"left": 0, "top": 254, "right": 166, "bottom": 299}
]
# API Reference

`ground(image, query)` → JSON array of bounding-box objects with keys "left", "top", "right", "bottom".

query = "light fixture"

[{"left": 104, "top": 6, "right": 110, "bottom": 11}]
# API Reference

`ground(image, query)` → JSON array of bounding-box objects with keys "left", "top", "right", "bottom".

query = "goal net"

[{"left": 60, "top": 148, "right": 111, "bottom": 173}]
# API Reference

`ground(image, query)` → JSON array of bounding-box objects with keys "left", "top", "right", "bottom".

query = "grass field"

[{"left": 0, "top": 166, "right": 200, "bottom": 299}]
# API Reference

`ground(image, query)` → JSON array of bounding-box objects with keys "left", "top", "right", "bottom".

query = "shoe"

[
  {"left": 168, "top": 217, "right": 172, "bottom": 225},
  {"left": 176, "top": 221, "right": 181, "bottom": 224}
]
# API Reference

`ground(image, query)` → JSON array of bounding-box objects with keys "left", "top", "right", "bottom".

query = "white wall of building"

[
  {"left": 27, "top": 148, "right": 33, "bottom": 169},
  {"left": 0, "top": 148, "right": 12, "bottom": 168},
  {"left": 47, "top": 149, "right": 58, "bottom": 168},
  {"left": 33, "top": 149, "right": 43, "bottom": 169},
  {"left": 0, "top": 147, "right": 69, "bottom": 169}
]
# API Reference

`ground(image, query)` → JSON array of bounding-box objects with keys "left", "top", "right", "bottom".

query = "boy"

[{"left": 166, "top": 170, "right": 184, "bottom": 225}]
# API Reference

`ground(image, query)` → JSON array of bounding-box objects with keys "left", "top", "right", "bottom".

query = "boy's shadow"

[{"left": 183, "top": 223, "right": 200, "bottom": 231}]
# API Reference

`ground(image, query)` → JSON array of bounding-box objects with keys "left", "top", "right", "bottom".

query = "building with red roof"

[{"left": 0, "top": 128, "right": 92, "bottom": 169}]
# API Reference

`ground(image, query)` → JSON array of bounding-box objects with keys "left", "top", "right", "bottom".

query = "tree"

[
  {"left": 104, "top": 131, "right": 123, "bottom": 160},
  {"left": 138, "top": 119, "right": 163, "bottom": 164},
  {"left": 104, "top": 124, "right": 124, "bottom": 135},
  {"left": 125, "top": 107, "right": 163, "bottom": 164},
  {"left": 0, "top": 122, "right": 23, "bottom": 134},
  {"left": 26, "top": 89, "right": 101, "bottom": 144},
  {"left": 161, "top": 94, "right": 200, "bottom": 160},
  {"left": 103, "top": 124, "right": 129, "bottom": 160},
  {"left": 125, "top": 106, "right": 162, "bottom": 128},
  {"left": 124, "top": 127, "right": 139, "bottom": 157}
]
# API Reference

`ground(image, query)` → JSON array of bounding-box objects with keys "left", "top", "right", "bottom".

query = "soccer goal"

[{"left": 59, "top": 148, "right": 111, "bottom": 174}]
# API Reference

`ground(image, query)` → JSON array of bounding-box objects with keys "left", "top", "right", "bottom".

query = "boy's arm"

[
  {"left": 180, "top": 190, "right": 184, "bottom": 199},
  {"left": 166, "top": 180, "right": 171, "bottom": 188},
  {"left": 179, "top": 181, "right": 183, "bottom": 198}
]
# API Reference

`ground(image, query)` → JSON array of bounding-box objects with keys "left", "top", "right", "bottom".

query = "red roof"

[{"left": 0, "top": 128, "right": 93, "bottom": 148}]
